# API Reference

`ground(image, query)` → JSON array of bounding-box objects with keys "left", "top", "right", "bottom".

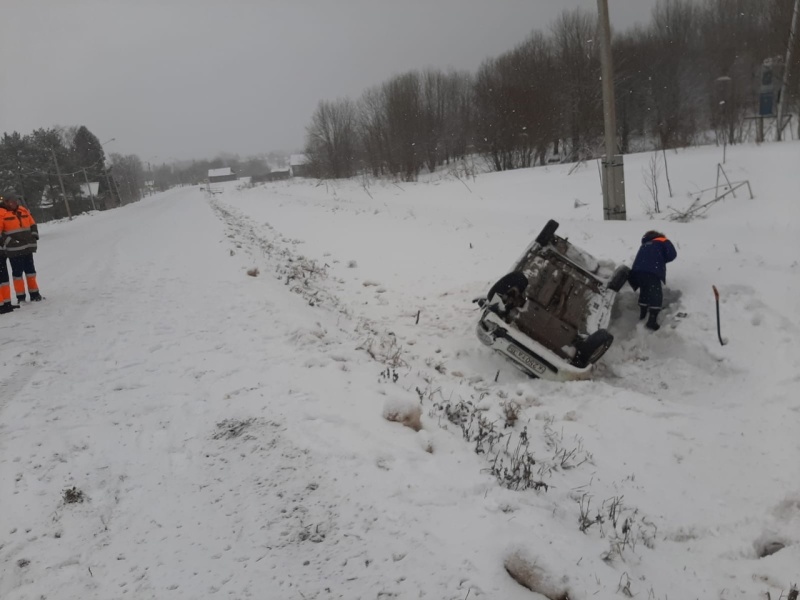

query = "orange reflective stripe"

[
  {"left": 26, "top": 275, "right": 38, "bottom": 293},
  {"left": 0, "top": 283, "right": 10, "bottom": 303},
  {"left": 652, "top": 237, "right": 668, "bottom": 242},
  {"left": 13, "top": 278, "right": 25, "bottom": 295}
]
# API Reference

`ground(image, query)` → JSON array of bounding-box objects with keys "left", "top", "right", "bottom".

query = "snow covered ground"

[{"left": 1, "top": 141, "right": 799, "bottom": 599}]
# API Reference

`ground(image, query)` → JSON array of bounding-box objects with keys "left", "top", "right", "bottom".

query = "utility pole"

[
  {"left": 82, "top": 168, "right": 97, "bottom": 211},
  {"left": 104, "top": 171, "right": 117, "bottom": 208},
  {"left": 776, "top": 0, "right": 799, "bottom": 141},
  {"left": 50, "top": 148, "right": 73, "bottom": 220},
  {"left": 14, "top": 171, "right": 28, "bottom": 207},
  {"left": 597, "top": 0, "right": 626, "bottom": 220},
  {"left": 112, "top": 173, "right": 124, "bottom": 206}
]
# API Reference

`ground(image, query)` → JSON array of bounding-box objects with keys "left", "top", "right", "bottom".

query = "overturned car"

[{"left": 475, "top": 220, "right": 629, "bottom": 381}]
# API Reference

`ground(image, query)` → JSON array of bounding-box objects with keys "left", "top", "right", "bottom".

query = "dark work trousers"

[
  {"left": 9, "top": 254, "right": 39, "bottom": 298},
  {"left": 631, "top": 271, "right": 663, "bottom": 309},
  {"left": 0, "top": 257, "right": 10, "bottom": 305}
]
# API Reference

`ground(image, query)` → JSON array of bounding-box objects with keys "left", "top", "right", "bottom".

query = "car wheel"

[
  {"left": 573, "top": 329, "right": 614, "bottom": 368},
  {"left": 607, "top": 265, "right": 631, "bottom": 292},
  {"left": 535, "top": 219, "right": 559, "bottom": 246},
  {"left": 487, "top": 271, "right": 528, "bottom": 302}
]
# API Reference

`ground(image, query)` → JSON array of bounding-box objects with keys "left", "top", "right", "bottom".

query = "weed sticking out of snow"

[
  {"left": 213, "top": 418, "right": 256, "bottom": 440},
  {"left": 429, "top": 394, "right": 549, "bottom": 492},
  {"left": 62, "top": 486, "right": 85, "bottom": 504},
  {"left": 501, "top": 399, "right": 521, "bottom": 427},
  {"left": 357, "top": 332, "right": 406, "bottom": 368},
  {"left": 575, "top": 493, "right": 657, "bottom": 564}
]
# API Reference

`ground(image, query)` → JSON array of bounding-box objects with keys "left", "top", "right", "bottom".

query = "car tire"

[
  {"left": 607, "top": 265, "right": 631, "bottom": 292},
  {"left": 535, "top": 219, "right": 559, "bottom": 246},
  {"left": 487, "top": 271, "right": 528, "bottom": 302},
  {"left": 573, "top": 329, "right": 614, "bottom": 368}
]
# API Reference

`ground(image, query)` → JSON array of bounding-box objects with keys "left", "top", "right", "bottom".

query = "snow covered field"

[{"left": 1, "top": 141, "right": 799, "bottom": 599}]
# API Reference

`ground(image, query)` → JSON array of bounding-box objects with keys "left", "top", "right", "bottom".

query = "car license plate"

[{"left": 506, "top": 344, "right": 547, "bottom": 375}]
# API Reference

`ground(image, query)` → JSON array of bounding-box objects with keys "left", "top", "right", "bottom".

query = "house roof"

[
  {"left": 208, "top": 167, "right": 233, "bottom": 177},
  {"left": 289, "top": 154, "right": 308, "bottom": 166}
]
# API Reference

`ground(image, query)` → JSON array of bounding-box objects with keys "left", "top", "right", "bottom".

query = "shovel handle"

[{"left": 712, "top": 285, "right": 726, "bottom": 345}]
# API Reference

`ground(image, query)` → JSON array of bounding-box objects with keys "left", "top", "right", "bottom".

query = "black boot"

[
  {"left": 29, "top": 291, "right": 42, "bottom": 301},
  {"left": 0, "top": 303, "right": 19, "bottom": 314},
  {"left": 646, "top": 309, "right": 661, "bottom": 331},
  {"left": 639, "top": 305, "right": 648, "bottom": 320},
  {"left": 17, "top": 295, "right": 26, "bottom": 303}
]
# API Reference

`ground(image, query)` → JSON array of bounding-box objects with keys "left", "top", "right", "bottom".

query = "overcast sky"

[{"left": 1, "top": 0, "right": 659, "bottom": 162}]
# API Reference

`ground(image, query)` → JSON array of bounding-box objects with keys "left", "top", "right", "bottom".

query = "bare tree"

[
  {"left": 613, "top": 26, "right": 653, "bottom": 153},
  {"left": 109, "top": 153, "right": 145, "bottom": 204},
  {"left": 304, "top": 98, "right": 359, "bottom": 179},
  {"left": 701, "top": 0, "right": 771, "bottom": 145},
  {"left": 358, "top": 86, "right": 390, "bottom": 177},
  {"left": 440, "top": 70, "right": 474, "bottom": 163},
  {"left": 383, "top": 72, "right": 424, "bottom": 181},
  {"left": 551, "top": 8, "right": 602, "bottom": 159},
  {"left": 647, "top": 0, "right": 702, "bottom": 149},
  {"left": 419, "top": 69, "right": 446, "bottom": 172},
  {"left": 642, "top": 151, "right": 662, "bottom": 214},
  {"left": 301, "top": 0, "right": 797, "bottom": 182},
  {"left": 474, "top": 32, "right": 558, "bottom": 171}
]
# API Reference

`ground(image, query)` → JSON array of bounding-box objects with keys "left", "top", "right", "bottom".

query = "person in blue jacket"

[{"left": 628, "top": 231, "right": 677, "bottom": 331}]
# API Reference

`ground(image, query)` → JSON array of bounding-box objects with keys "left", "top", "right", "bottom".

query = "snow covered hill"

[{"left": 1, "top": 141, "right": 799, "bottom": 599}]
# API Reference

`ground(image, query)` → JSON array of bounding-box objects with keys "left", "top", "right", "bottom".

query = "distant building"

[
  {"left": 39, "top": 186, "right": 55, "bottom": 210},
  {"left": 266, "top": 168, "right": 291, "bottom": 182},
  {"left": 250, "top": 172, "right": 273, "bottom": 184},
  {"left": 289, "top": 154, "right": 310, "bottom": 177},
  {"left": 208, "top": 167, "right": 238, "bottom": 183},
  {"left": 79, "top": 182, "right": 100, "bottom": 198}
]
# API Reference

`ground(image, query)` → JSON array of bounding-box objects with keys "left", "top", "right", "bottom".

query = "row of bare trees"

[
  {"left": 615, "top": 0, "right": 796, "bottom": 151},
  {"left": 305, "top": 69, "right": 474, "bottom": 181},
  {"left": 304, "top": 0, "right": 799, "bottom": 180}
]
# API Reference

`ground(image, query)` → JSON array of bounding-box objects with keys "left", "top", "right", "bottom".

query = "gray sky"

[{"left": 1, "top": 0, "right": 658, "bottom": 162}]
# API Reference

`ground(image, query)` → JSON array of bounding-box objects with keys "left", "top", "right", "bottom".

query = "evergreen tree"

[
  {"left": 71, "top": 126, "right": 106, "bottom": 180},
  {"left": 0, "top": 132, "right": 33, "bottom": 199},
  {"left": 29, "top": 128, "right": 81, "bottom": 218}
]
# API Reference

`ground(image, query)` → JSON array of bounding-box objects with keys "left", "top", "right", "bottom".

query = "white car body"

[{"left": 476, "top": 220, "right": 627, "bottom": 382}]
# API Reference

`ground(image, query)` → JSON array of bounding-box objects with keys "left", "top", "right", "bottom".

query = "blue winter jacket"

[{"left": 631, "top": 232, "right": 677, "bottom": 283}]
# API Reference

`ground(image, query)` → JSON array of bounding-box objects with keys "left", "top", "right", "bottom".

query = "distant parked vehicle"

[{"left": 475, "top": 219, "right": 629, "bottom": 381}]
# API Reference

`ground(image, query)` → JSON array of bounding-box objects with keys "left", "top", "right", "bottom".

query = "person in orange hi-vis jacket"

[{"left": 0, "top": 191, "right": 42, "bottom": 312}]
